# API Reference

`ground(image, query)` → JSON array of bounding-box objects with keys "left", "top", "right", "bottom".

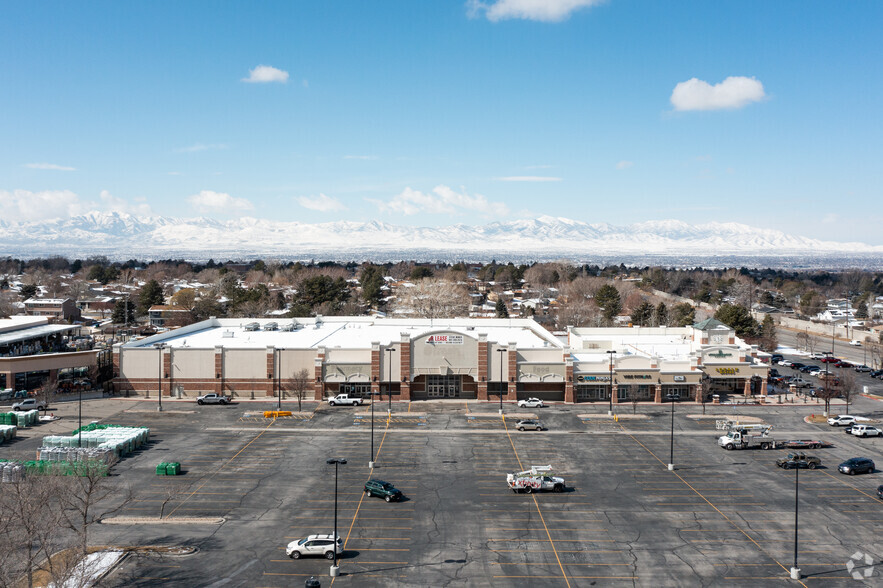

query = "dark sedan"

[{"left": 878, "top": 485, "right": 883, "bottom": 500}]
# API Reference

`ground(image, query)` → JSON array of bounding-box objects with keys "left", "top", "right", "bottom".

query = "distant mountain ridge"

[{"left": 1, "top": 211, "right": 880, "bottom": 265}]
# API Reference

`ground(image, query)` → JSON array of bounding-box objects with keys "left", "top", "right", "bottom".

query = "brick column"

[
  {"left": 266, "top": 347, "right": 275, "bottom": 397},
  {"left": 564, "top": 357, "right": 574, "bottom": 403},
  {"left": 506, "top": 342, "right": 517, "bottom": 400},
  {"left": 653, "top": 384, "right": 661, "bottom": 403},
  {"left": 399, "top": 334, "right": 411, "bottom": 401},
  {"left": 477, "top": 335, "right": 488, "bottom": 400},
  {"left": 111, "top": 348, "right": 121, "bottom": 394},
  {"left": 370, "top": 343, "right": 381, "bottom": 397},
  {"left": 760, "top": 380, "right": 768, "bottom": 396},
  {"left": 611, "top": 384, "right": 618, "bottom": 404},
  {"left": 313, "top": 350, "right": 325, "bottom": 400},
  {"left": 162, "top": 351, "right": 171, "bottom": 397},
  {"left": 214, "top": 346, "right": 223, "bottom": 394},
  {"left": 693, "top": 383, "right": 702, "bottom": 402}
]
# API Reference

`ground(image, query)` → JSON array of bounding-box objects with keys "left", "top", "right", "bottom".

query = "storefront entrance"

[
  {"left": 339, "top": 383, "right": 371, "bottom": 398},
  {"left": 426, "top": 374, "right": 461, "bottom": 398},
  {"left": 575, "top": 385, "right": 609, "bottom": 401}
]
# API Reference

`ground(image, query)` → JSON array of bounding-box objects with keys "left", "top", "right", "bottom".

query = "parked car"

[
  {"left": 834, "top": 360, "right": 853, "bottom": 368},
  {"left": 838, "top": 457, "right": 875, "bottom": 475},
  {"left": 770, "top": 354, "right": 784, "bottom": 364},
  {"left": 850, "top": 424, "right": 883, "bottom": 438},
  {"left": 808, "top": 368, "right": 822, "bottom": 377},
  {"left": 790, "top": 362, "right": 806, "bottom": 370},
  {"left": 787, "top": 377, "right": 812, "bottom": 388},
  {"left": 327, "top": 394, "right": 363, "bottom": 406},
  {"left": 11, "top": 398, "right": 47, "bottom": 411},
  {"left": 769, "top": 368, "right": 780, "bottom": 378},
  {"left": 517, "top": 398, "right": 544, "bottom": 408},
  {"left": 820, "top": 356, "right": 839, "bottom": 363},
  {"left": 286, "top": 534, "right": 343, "bottom": 560},
  {"left": 870, "top": 370, "right": 883, "bottom": 379},
  {"left": 849, "top": 340, "right": 862, "bottom": 346},
  {"left": 515, "top": 419, "right": 544, "bottom": 431},
  {"left": 776, "top": 453, "right": 821, "bottom": 469},
  {"left": 877, "top": 485, "right": 883, "bottom": 500},
  {"left": 778, "top": 359, "right": 794, "bottom": 367},
  {"left": 363, "top": 479, "right": 403, "bottom": 502},
  {"left": 196, "top": 393, "right": 230, "bottom": 405},
  {"left": 828, "top": 415, "right": 858, "bottom": 426},
  {"left": 799, "top": 365, "right": 819, "bottom": 373},
  {"left": 854, "top": 364, "right": 872, "bottom": 373},
  {"left": 810, "top": 353, "right": 827, "bottom": 360}
]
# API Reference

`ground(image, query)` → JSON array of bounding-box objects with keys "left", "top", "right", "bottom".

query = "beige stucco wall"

[
  {"left": 278, "top": 349, "right": 317, "bottom": 378},
  {"left": 412, "top": 332, "right": 478, "bottom": 376},
  {"left": 224, "top": 349, "right": 268, "bottom": 379},
  {"left": 121, "top": 348, "right": 161, "bottom": 379},
  {"left": 170, "top": 349, "right": 214, "bottom": 379}
]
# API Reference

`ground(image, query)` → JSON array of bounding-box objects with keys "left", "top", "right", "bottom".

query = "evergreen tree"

[
  {"left": 360, "top": 265, "right": 385, "bottom": 306},
  {"left": 760, "top": 314, "right": 778, "bottom": 352},
  {"left": 670, "top": 303, "right": 695, "bottom": 327},
  {"left": 714, "top": 303, "right": 759, "bottom": 337},
  {"left": 137, "top": 279, "right": 165, "bottom": 315},
  {"left": 855, "top": 301, "right": 868, "bottom": 319},
  {"left": 655, "top": 302, "right": 668, "bottom": 326},
  {"left": 19, "top": 284, "right": 38, "bottom": 300},
  {"left": 594, "top": 284, "right": 622, "bottom": 322},
  {"left": 111, "top": 299, "right": 135, "bottom": 325},
  {"left": 630, "top": 301, "right": 654, "bottom": 326},
  {"left": 495, "top": 298, "right": 509, "bottom": 318}
]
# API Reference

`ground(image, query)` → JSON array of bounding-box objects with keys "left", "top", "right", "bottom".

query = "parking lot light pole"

[
  {"left": 369, "top": 391, "right": 375, "bottom": 469},
  {"left": 327, "top": 458, "right": 346, "bottom": 577},
  {"left": 667, "top": 393, "right": 677, "bottom": 470},
  {"left": 822, "top": 351, "right": 832, "bottom": 416},
  {"left": 386, "top": 347, "right": 394, "bottom": 414},
  {"left": 498, "top": 348, "right": 505, "bottom": 415},
  {"left": 154, "top": 342, "right": 167, "bottom": 412},
  {"left": 607, "top": 350, "right": 616, "bottom": 416},
  {"left": 791, "top": 464, "right": 800, "bottom": 580},
  {"left": 78, "top": 386, "right": 83, "bottom": 447}
]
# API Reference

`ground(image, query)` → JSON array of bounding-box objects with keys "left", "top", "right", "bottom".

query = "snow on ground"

[{"left": 48, "top": 551, "right": 124, "bottom": 588}]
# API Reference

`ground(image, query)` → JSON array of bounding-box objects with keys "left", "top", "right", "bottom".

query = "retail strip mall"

[{"left": 114, "top": 317, "right": 768, "bottom": 403}]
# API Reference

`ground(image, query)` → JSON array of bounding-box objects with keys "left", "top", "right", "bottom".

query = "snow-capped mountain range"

[{"left": 1, "top": 212, "right": 881, "bottom": 266}]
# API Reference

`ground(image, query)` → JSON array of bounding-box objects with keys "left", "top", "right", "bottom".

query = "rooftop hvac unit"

[
  {"left": 280, "top": 322, "right": 294, "bottom": 332},
  {"left": 222, "top": 330, "right": 235, "bottom": 338},
  {"left": 243, "top": 322, "right": 260, "bottom": 332},
  {"left": 264, "top": 322, "right": 278, "bottom": 331}
]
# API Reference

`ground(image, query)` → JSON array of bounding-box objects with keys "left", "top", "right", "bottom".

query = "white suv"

[
  {"left": 827, "top": 415, "right": 857, "bottom": 427},
  {"left": 286, "top": 534, "right": 342, "bottom": 560},
  {"left": 517, "top": 398, "right": 544, "bottom": 408},
  {"left": 851, "top": 424, "right": 883, "bottom": 438}
]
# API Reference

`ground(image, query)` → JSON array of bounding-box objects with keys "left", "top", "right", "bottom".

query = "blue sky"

[{"left": 2, "top": 1, "right": 881, "bottom": 243}]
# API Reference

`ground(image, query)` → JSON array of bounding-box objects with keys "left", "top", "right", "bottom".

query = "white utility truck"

[
  {"left": 718, "top": 424, "right": 782, "bottom": 450},
  {"left": 506, "top": 465, "right": 565, "bottom": 493},
  {"left": 327, "top": 394, "right": 363, "bottom": 406}
]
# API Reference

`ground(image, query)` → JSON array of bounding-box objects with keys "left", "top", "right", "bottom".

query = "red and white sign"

[{"left": 426, "top": 334, "right": 464, "bottom": 345}]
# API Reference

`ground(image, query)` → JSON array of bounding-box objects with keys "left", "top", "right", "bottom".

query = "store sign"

[
  {"left": 673, "top": 375, "right": 686, "bottom": 382},
  {"left": 577, "top": 375, "right": 610, "bottom": 382},
  {"left": 716, "top": 367, "right": 739, "bottom": 375},
  {"left": 426, "top": 334, "right": 463, "bottom": 345},
  {"left": 622, "top": 374, "right": 653, "bottom": 380},
  {"left": 708, "top": 350, "right": 733, "bottom": 358}
]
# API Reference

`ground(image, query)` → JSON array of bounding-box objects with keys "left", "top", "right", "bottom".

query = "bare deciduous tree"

[
  {"left": 838, "top": 370, "right": 857, "bottom": 415},
  {"left": 288, "top": 368, "right": 312, "bottom": 412},
  {"left": 392, "top": 279, "right": 470, "bottom": 318}
]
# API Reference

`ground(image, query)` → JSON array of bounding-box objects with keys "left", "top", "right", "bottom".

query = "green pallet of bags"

[
  {"left": 165, "top": 462, "right": 180, "bottom": 476},
  {"left": 156, "top": 462, "right": 168, "bottom": 475}
]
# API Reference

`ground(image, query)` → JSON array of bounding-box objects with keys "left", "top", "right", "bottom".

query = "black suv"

[
  {"left": 364, "top": 479, "right": 403, "bottom": 502},
  {"left": 838, "top": 458, "right": 875, "bottom": 475}
]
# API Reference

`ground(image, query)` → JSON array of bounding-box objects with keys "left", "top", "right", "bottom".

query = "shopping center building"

[{"left": 113, "top": 316, "right": 768, "bottom": 403}]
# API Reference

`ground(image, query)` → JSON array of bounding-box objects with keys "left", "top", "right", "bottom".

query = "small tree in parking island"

[
  {"left": 289, "top": 368, "right": 312, "bottom": 412},
  {"left": 838, "top": 370, "right": 857, "bottom": 415}
]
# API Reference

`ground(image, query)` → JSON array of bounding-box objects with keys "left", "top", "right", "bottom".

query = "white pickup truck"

[
  {"left": 196, "top": 393, "right": 231, "bottom": 405},
  {"left": 506, "top": 465, "right": 565, "bottom": 494},
  {"left": 327, "top": 394, "right": 363, "bottom": 406},
  {"left": 12, "top": 398, "right": 47, "bottom": 411}
]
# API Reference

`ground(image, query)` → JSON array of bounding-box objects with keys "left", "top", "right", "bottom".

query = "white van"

[{"left": 849, "top": 340, "right": 862, "bottom": 346}]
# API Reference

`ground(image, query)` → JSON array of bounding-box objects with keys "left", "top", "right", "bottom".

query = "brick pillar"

[
  {"left": 654, "top": 384, "right": 662, "bottom": 403},
  {"left": 399, "top": 334, "right": 411, "bottom": 401},
  {"left": 564, "top": 358, "right": 574, "bottom": 403},
  {"left": 760, "top": 380, "right": 768, "bottom": 396},
  {"left": 693, "top": 383, "right": 702, "bottom": 402},
  {"left": 611, "top": 384, "right": 619, "bottom": 404},
  {"left": 743, "top": 379, "right": 752, "bottom": 395},
  {"left": 477, "top": 335, "right": 488, "bottom": 400},
  {"left": 162, "top": 352, "right": 171, "bottom": 397},
  {"left": 370, "top": 343, "right": 381, "bottom": 397},
  {"left": 506, "top": 343, "right": 517, "bottom": 400},
  {"left": 112, "top": 348, "right": 120, "bottom": 394},
  {"left": 266, "top": 347, "right": 275, "bottom": 397},
  {"left": 313, "top": 350, "right": 325, "bottom": 400},
  {"left": 214, "top": 347, "right": 223, "bottom": 395}
]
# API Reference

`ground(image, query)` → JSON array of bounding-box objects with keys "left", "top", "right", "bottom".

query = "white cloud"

[
  {"left": 175, "top": 143, "right": 229, "bottom": 153},
  {"left": 297, "top": 194, "right": 346, "bottom": 212},
  {"left": 495, "top": 176, "right": 562, "bottom": 182},
  {"left": 23, "top": 162, "right": 76, "bottom": 171},
  {"left": 344, "top": 155, "right": 378, "bottom": 160},
  {"left": 241, "top": 65, "right": 289, "bottom": 84},
  {"left": 167, "top": 171, "right": 182, "bottom": 176},
  {"left": 99, "top": 190, "right": 152, "bottom": 216},
  {"left": 187, "top": 190, "right": 254, "bottom": 213},
  {"left": 670, "top": 76, "right": 766, "bottom": 111},
  {"left": 468, "top": 0, "right": 604, "bottom": 22},
  {"left": 371, "top": 185, "right": 509, "bottom": 217},
  {"left": 0, "top": 189, "right": 83, "bottom": 222},
  {"left": 615, "top": 161, "right": 634, "bottom": 170}
]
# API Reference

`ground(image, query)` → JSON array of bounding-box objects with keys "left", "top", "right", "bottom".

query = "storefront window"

[
  {"left": 339, "top": 383, "right": 370, "bottom": 397},
  {"left": 575, "top": 385, "right": 609, "bottom": 401},
  {"left": 427, "top": 375, "right": 460, "bottom": 398}
]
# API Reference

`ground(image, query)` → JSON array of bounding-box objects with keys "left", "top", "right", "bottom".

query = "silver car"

[
  {"left": 286, "top": 534, "right": 343, "bottom": 560},
  {"left": 515, "top": 419, "right": 544, "bottom": 431}
]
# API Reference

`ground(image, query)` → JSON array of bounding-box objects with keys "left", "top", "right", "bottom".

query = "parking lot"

[{"left": 3, "top": 391, "right": 882, "bottom": 586}]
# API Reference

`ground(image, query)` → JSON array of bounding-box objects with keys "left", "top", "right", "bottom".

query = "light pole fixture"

[
  {"left": 153, "top": 342, "right": 167, "bottom": 412},
  {"left": 275, "top": 348, "right": 284, "bottom": 410},
  {"left": 606, "top": 350, "right": 616, "bottom": 416},
  {"left": 822, "top": 351, "right": 832, "bottom": 416},
  {"left": 78, "top": 385, "right": 83, "bottom": 447},
  {"left": 666, "top": 393, "right": 677, "bottom": 470},
  {"left": 369, "top": 389, "right": 376, "bottom": 469},
  {"left": 326, "top": 457, "right": 347, "bottom": 577},
  {"left": 498, "top": 347, "right": 506, "bottom": 415},
  {"left": 385, "top": 347, "right": 395, "bottom": 414},
  {"left": 791, "top": 463, "right": 800, "bottom": 580}
]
